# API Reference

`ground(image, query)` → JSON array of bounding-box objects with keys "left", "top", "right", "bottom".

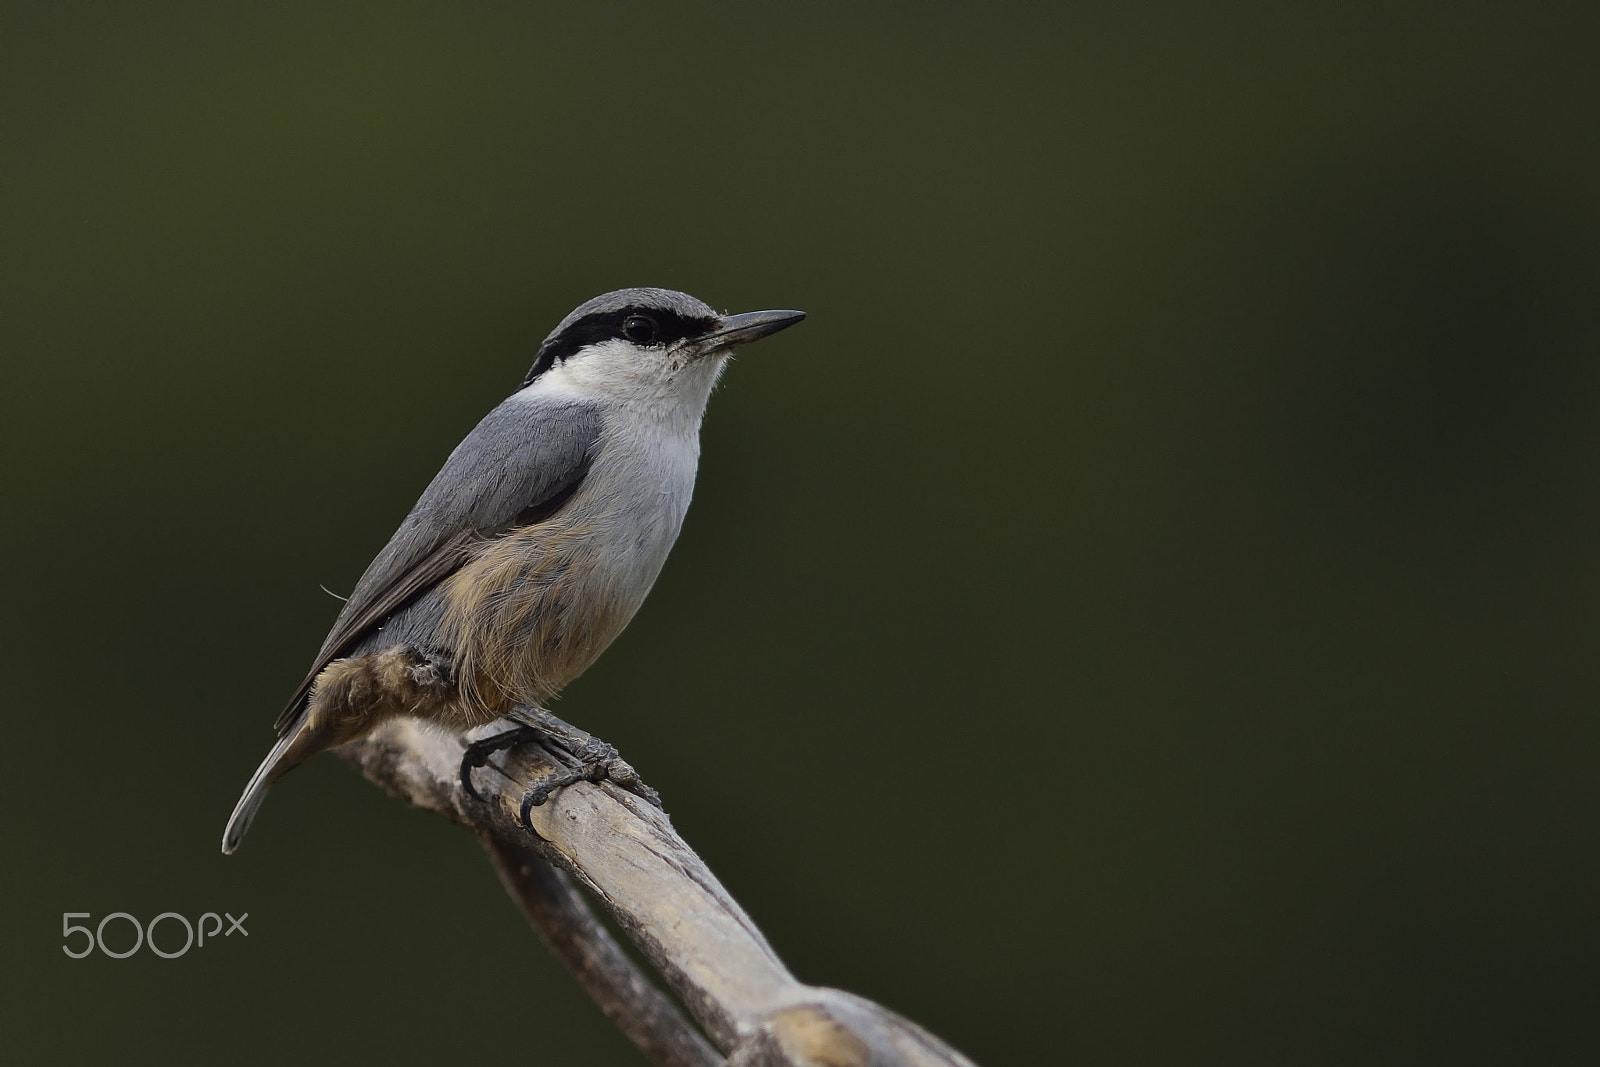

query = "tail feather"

[{"left": 221, "top": 727, "right": 302, "bottom": 854}]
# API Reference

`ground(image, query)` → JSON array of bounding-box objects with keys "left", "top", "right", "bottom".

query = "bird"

[{"left": 222, "top": 288, "right": 805, "bottom": 854}]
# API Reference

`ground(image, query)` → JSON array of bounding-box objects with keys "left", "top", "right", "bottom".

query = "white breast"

[
  {"left": 460, "top": 345, "right": 725, "bottom": 700},
  {"left": 574, "top": 416, "right": 702, "bottom": 620}
]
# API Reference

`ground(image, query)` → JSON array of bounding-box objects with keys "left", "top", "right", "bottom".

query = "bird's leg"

[
  {"left": 459, "top": 705, "right": 662, "bottom": 818},
  {"left": 510, "top": 706, "right": 663, "bottom": 819}
]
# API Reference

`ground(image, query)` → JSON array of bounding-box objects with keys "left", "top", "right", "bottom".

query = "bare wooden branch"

[
  {"left": 482, "top": 836, "right": 723, "bottom": 1067},
  {"left": 339, "top": 720, "right": 978, "bottom": 1067}
]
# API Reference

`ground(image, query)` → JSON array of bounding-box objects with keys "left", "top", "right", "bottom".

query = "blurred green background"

[{"left": 4, "top": 2, "right": 1597, "bottom": 1063}]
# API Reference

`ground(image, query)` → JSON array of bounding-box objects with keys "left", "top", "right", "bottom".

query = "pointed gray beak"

[{"left": 703, "top": 309, "right": 807, "bottom": 349}]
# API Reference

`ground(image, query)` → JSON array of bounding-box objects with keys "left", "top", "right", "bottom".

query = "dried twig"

[{"left": 340, "top": 719, "right": 977, "bottom": 1067}]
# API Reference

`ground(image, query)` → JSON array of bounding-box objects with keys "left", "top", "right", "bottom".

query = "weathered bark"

[{"left": 340, "top": 720, "right": 977, "bottom": 1067}]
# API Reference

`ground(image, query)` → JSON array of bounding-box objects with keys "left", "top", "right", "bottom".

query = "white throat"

[{"left": 518, "top": 340, "right": 727, "bottom": 439}]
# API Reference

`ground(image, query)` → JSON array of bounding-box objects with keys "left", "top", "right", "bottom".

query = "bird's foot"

[
  {"left": 459, "top": 708, "right": 662, "bottom": 826},
  {"left": 460, "top": 725, "right": 543, "bottom": 800}
]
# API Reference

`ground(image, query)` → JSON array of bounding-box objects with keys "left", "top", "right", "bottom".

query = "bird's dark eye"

[{"left": 621, "top": 314, "right": 659, "bottom": 344}]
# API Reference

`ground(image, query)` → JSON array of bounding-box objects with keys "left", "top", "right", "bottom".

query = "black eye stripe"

[{"left": 522, "top": 307, "right": 719, "bottom": 386}]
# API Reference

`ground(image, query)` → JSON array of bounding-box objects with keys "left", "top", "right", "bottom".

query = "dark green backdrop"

[{"left": 4, "top": 3, "right": 1597, "bottom": 1064}]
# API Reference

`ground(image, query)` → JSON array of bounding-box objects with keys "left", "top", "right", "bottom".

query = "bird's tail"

[{"left": 221, "top": 725, "right": 305, "bottom": 854}]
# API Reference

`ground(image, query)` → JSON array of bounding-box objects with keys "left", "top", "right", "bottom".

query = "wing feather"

[{"left": 272, "top": 396, "right": 603, "bottom": 733}]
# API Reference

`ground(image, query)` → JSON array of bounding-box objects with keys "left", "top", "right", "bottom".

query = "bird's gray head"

[{"left": 520, "top": 288, "right": 804, "bottom": 413}]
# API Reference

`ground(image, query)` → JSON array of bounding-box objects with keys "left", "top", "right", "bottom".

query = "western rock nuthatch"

[{"left": 223, "top": 288, "right": 804, "bottom": 853}]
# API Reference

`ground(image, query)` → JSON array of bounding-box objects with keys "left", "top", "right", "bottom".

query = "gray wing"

[{"left": 272, "top": 396, "right": 603, "bottom": 732}]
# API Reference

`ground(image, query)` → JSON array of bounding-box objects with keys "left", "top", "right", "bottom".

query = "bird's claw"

[
  {"left": 460, "top": 713, "right": 662, "bottom": 827},
  {"left": 460, "top": 725, "right": 542, "bottom": 800},
  {"left": 517, "top": 745, "right": 661, "bottom": 828}
]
